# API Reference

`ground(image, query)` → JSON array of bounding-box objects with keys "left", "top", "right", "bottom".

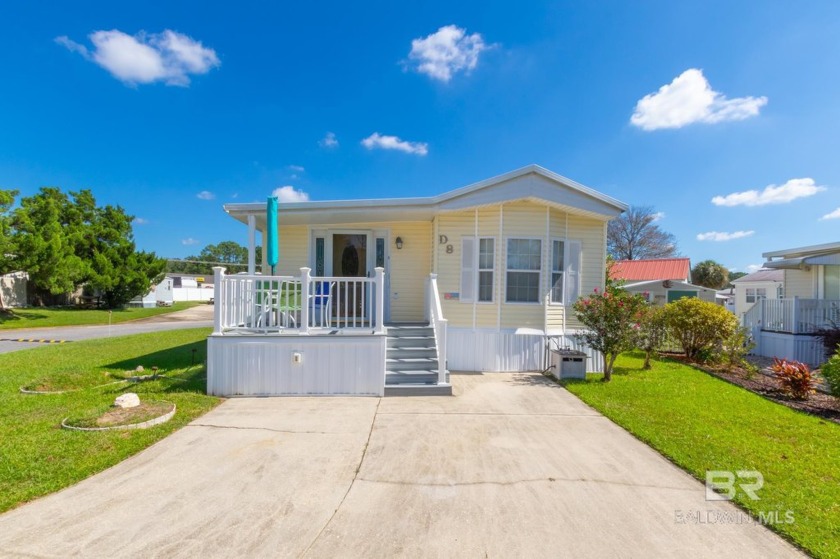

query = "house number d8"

[{"left": 446, "top": 244, "right": 453, "bottom": 254}]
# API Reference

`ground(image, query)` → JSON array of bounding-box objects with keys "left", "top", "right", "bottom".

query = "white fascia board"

[
  {"left": 222, "top": 164, "right": 629, "bottom": 226},
  {"left": 762, "top": 241, "right": 840, "bottom": 259}
]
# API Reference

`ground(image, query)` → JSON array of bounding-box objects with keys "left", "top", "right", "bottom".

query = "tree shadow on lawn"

[
  {"left": 105, "top": 340, "right": 207, "bottom": 373},
  {"left": 0, "top": 310, "right": 43, "bottom": 324}
]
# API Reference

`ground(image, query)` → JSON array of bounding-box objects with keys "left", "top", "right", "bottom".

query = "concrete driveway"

[{"left": 0, "top": 373, "right": 801, "bottom": 558}]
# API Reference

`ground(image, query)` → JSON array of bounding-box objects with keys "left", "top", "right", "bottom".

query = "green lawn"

[
  {"left": 563, "top": 352, "right": 840, "bottom": 559},
  {"left": 0, "top": 328, "right": 220, "bottom": 513},
  {"left": 0, "top": 302, "right": 203, "bottom": 330}
]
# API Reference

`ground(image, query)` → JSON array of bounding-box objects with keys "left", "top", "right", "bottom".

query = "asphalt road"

[{"left": 0, "top": 305, "right": 214, "bottom": 354}]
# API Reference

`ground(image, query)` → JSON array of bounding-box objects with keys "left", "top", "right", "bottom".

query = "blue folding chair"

[{"left": 311, "top": 281, "right": 334, "bottom": 327}]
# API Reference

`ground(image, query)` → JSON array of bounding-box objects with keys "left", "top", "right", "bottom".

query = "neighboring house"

[
  {"left": 744, "top": 241, "right": 840, "bottom": 366},
  {"left": 208, "top": 164, "right": 627, "bottom": 396},
  {"left": 610, "top": 258, "right": 713, "bottom": 305},
  {"left": 609, "top": 258, "right": 691, "bottom": 283},
  {"left": 731, "top": 269, "right": 784, "bottom": 320},
  {"left": 622, "top": 279, "right": 716, "bottom": 305},
  {"left": 170, "top": 274, "right": 214, "bottom": 302},
  {"left": 716, "top": 287, "right": 736, "bottom": 313},
  {"left": 129, "top": 277, "right": 175, "bottom": 308}
]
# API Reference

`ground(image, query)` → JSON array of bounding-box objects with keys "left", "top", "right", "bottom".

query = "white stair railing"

[{"left": 427, "top": 273, "right": 448, "bottom": 385}]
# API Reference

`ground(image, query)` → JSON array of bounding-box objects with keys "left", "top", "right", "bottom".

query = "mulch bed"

[{"left": 661, "top": 353, "right": 840, "bottom": 425}]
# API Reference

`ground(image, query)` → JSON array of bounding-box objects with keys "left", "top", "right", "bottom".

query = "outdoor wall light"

[{"left": 395, "top": 237, "right": 404, "bottom": 250}]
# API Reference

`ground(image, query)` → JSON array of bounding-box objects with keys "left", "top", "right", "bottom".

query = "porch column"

[
  {"left": 247, "top": 215, "right": 256, "bottom": 275},
  {"left": 300, "top": 267, "right": 311, "bottom": 334},
  {"left": 212, "top": 266, "right": 225, "bottom": 334},
  {"left": 375, "top": 267, "right": 385, "bottom": 334}
]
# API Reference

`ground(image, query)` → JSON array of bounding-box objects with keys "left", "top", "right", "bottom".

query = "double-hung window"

[
  {"left": 506, "top": 239, "right": 542, "bottom": 303},
  {"left": 461, "top": 237, "right": 495, "bottom": 302},
  {"left": 746, "top": 288, "right": 756, "bottom": 304},
  {"left": 549, "top": 239, "right": 581, "bottom": 304}
]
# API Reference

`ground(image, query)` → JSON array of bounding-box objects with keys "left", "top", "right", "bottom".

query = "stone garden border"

[{"left": 61, "top": 403, "right": 176, "bottom": 432}]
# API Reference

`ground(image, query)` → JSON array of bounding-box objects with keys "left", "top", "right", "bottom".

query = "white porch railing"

[
  {"left": 427, "top": 273, "right": 448, "bottom": 385},
  {"left": 745, "top": 298, "right": 840, "bottom": 334},
  {"left": 212, "top": 266, "right": 386, "bottom": 334}
]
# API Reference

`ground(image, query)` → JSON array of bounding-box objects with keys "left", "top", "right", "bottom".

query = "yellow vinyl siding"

[
  {"left": 384, "top": 221, "right": 432, "bottom": 321},
  {"left": 784, "top": 269, "right": 815, "bottom": 298},
  {"left": 275, "top": 225, "right": 309, "bottom": 274},
  {"left": 435, "top": 201, "right": 608, "bottom": 331}
]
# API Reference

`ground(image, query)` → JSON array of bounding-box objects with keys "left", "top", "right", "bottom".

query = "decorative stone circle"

[{"left": 61, "top": 403, "right": 176, "bottom": 432}]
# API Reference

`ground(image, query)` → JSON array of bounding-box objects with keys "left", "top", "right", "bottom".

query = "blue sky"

[{"left": 1, "top": 2, "right": 839, "bottom": 272}]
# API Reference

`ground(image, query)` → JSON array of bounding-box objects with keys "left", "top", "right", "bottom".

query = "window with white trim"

[
  {"left": 506, "top": 239, "right": 541, "bottom": 303},
  {"left": 746, "top": 288, "right": 756, "bottom": 303},
  {"left": 460, "top": 237, "right": 495, "bottom": 303},
  {"left": 756, "top": 287, "right": 767, "bottom": 301},
  {"left": 550, "top": 239, "right": 581, "bottom": 304}
]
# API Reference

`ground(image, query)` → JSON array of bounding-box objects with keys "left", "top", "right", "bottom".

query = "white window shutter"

[
  {"left": 564, "top": 241, "right": 581, "bottom": 304},
  {"left": 461, "top": 237, "right": 476, "bottom": 302}
]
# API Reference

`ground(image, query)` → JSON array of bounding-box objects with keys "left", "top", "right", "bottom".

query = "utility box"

[{"left": 550, "top": 349, "right": 587, "bottom": 380}]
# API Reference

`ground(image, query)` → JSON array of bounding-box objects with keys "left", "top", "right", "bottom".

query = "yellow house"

[{"left": 209, "top": 165, "right": 627, "bottom": 396}]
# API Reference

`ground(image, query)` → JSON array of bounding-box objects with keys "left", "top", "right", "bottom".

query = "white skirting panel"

[
  {"left": 756, "top": 332, "right": 826, "bottom": 368},
  {"left": 447, "top": 328, "right": 604, "bottom": 373},
  {"left": 207, "top": 334, "right": 386, "bottom": 396}
]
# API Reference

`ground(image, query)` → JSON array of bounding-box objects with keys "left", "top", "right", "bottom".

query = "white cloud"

[
  {"left": 133, "top": 217, "right": 149, "bottom": 225},
  {"left": 712, "top": 178, "right": 825, "bottom": 207},
  {"left": 631, "top": 69, "right": 767, "bottom": 131},
  {"left": 196, "top": 190, "right": 215, "bottom": 200},
  {"left": 319, "top": 132, "right": 338, "bottom": 148},
  {"left": 746, "top": 264, "right": 762, "bottom": 272},
  {"left": 288, "top": 165, "right": 305, "bottom": 173},
  {"left": 820, "top": 207, "right": 840, "bottom": 220},
  {"left": 408, "top": 25, "right": 488, "bottom": 82},
  {"left": 272, "top": 185, "right": 310, "bottom": 203},
  {"left": 56, "top": 29, "right": 219, "bottom": 86},
  {"left": 696, "top": 230, "right": 755, "bottom": 242},
  {"left": 181, "top": 237, "right": 199, "bottom": 246},
  {"left": 651, "top": 211, "right": 665, "bottom": 222},
  {"left": 361, "top": 132, "right": 428, "bottom": 155}
]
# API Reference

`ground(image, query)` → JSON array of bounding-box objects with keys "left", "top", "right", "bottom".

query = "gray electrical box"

[{"left": 550, "top": 349, "right": 587, "bottom": 380}]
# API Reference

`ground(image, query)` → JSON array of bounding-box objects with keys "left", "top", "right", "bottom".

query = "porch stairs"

[{"left": 384, "top": 324, "right": 452, "bottom": 396}]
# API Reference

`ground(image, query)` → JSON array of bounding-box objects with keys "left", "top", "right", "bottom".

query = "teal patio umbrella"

[{"left": 266, "top": 196, "right": 279, "bottom": 274}]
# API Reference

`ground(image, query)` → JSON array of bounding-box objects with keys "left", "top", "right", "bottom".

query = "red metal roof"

[{"left": 609, "top": 258, "right": 691, "bottom": 282}]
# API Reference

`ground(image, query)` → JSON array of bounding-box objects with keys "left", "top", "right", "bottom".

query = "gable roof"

[
  {"left": 223, "top": 165, "right": 628, "bottom": 227},
  {"left": 609, "top": 258, "right": 691, "bottom": 282},
  {"left": 731, "top": 269, "right": 784, "bottom": 283}
]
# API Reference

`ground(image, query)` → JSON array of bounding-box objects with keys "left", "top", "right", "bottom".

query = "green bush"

[
  {"left": 819, "top": 345, "right": 840, "bottom": 397},
  {"left": 661, "top": 297, "right": 739, "bottom": 360},
  {"left": 723, "top": 326, "right": 755, "bottom": 373}
]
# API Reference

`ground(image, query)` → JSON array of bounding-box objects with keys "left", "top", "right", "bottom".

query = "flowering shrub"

[
  {"left": 771, "top": 358, "right": 814, "bottom": 400},
  {"left": 573, "top": 286, "right": 647, "bottom": 381}
]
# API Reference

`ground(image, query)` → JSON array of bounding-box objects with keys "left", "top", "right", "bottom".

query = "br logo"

[{"left": 705, "top": 470, "right": 764, "bottom": 501}]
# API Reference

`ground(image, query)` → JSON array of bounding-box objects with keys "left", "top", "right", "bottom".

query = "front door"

[{"left": 331, "top": 232, "right": 370, "bottom": 323}]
